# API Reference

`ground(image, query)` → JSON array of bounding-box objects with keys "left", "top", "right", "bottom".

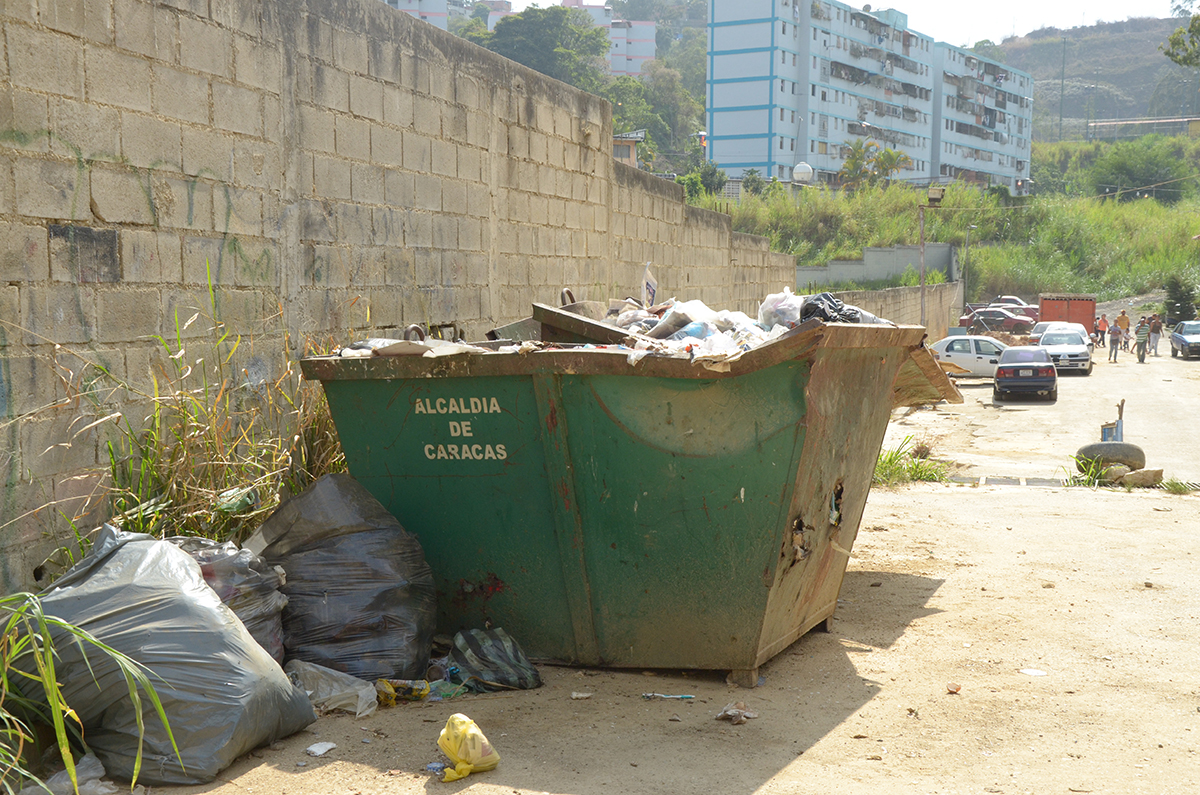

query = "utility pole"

[
  {"left": 963, "top": 224, "right": 977, "bottom": 314},
  {"left": 1059, "top": 37, "right": 1066, "bottom": 142}
]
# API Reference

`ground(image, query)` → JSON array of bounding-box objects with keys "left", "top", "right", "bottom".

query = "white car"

[
  {"left": 929, "top": 335, "right": 1009, "bottom": 377},
  {"left": 1038, "top": 329, "right": 1093, "bottom": 375}
]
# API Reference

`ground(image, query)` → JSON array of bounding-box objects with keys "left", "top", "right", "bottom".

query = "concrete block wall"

[{"left": 0, "top": 0, "right": 795, "bottom": 592}]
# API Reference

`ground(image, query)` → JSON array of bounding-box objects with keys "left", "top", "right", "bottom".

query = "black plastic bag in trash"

[
  {"left": 166, "top": 536, "right": 288, "bottom": 663},
  {"left": 449, "top": 628, "right": 542, "bottom": 692},
  {"left": 32, "top": 526, "right": 316, "bottom": 785},
  {"left": 247, "top": 473, "right": 437, "bottom": 681},
  {"left": 801, "top": 292, "right": 858, "bottom": 323}
]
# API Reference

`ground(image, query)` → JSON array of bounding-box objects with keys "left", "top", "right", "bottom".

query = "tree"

[
  {"left": 661, "top": 28, "right": 707, "bottom": 105},
  {"left": 1165, "top": 273, "right": 1197, "bottom": 321},
  {"left": 1164, "top": 14, "right": 1200, "bottom": 68},
  {"left": 640, "top": 60, "right": 701, "bottom": 151},
  {"left": 470, "top": 3, "right": 491, "bottom": 23},
  {"left": 463, "top": 6, "right": 611, "bottom": 93},
  {"left": 676, "top": 171, "right": 704, "bottom": 201},
  {"left": 971, "top": 40, "right": 1006, "bottom": 63},
  {"left": 1087, "top": 135, "right": 1190, "bottom": 203},
  {"left": 838, "top": 139, "right": 880, "bottom": 190},
  {"left": 694, "top": 160, "right": 727, "bottom": 195},
  {"left": 870, "top": 147, "right": 913, "bottom": 185},
  {"left": 740, "top": 168, "right": 766, "bottom": 196}
]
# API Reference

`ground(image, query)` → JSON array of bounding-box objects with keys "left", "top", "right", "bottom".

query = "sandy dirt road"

[{"left": 157, "top": 345, "right": 1200, "bottom": 795}]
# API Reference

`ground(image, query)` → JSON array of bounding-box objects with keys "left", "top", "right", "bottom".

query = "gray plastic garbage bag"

[
  {"left": 165, "top": 536, "right": 288, "bottom": 663},
  {"left": 248, "top": 474, "right": 437, "bottom": 681},
  {"left": 35, "top": 526, "right": 316, "bottom": 785}
]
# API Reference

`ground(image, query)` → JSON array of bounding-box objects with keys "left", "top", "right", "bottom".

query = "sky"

[{"left": 507, "top": 1, "right": 1180, "bottom": 48}]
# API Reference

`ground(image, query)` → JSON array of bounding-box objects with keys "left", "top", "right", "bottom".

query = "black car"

[{"left": 993, "top": 346, "right": 1057, "bottom": 401}]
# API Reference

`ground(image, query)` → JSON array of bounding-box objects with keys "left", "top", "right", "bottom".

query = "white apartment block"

[
  {"left": 382, "top": 0, "right": 449, "bottom": 30},
  {"left": 932, "top": 44, "right": 1033, "bottom": 194},
  {"left": 707, "top": 0, "right": 1033, "bottom": 192},
  {"left": 489, "top": 1, "right": 657, "bottom": 77}
]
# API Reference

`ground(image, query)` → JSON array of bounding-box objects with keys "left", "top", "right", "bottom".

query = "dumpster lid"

[{"left": 894, "top": 345, "right": 963, "bottom": 407}]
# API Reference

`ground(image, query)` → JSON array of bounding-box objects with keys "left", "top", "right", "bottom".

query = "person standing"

[
  {"left": 1135, "top": 317, "right": 1150, "bottom": 363},
  {"left": 1108, "top": 321, "right": 1122, "bottom": 361},
  {"left": 1150, "top": 313, "right": 1163, "bottom": 356},
  {"left": 1116, "top": 310, "right": 1130, "bottom": 351},
  {"left": 1097, "top": 314, "right": 1108, "bottom": 348}
]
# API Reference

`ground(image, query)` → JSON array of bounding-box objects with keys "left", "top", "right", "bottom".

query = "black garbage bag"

[
  {"left": 34, "top": 526, "right": 316, "bottom": 785},
  {"left": 449, "top": 628, "right": 542, "bottom": 692},
  {"left": 248, "top": 474, "right": 437, "bottom": 680},
  {"left": 166, "top": 536, "right": 288, "bottom": 663}
]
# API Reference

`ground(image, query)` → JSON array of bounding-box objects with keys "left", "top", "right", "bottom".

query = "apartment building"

[
  {"left": 382, "top": 0, "right": 449, "bottom": 30},
  {"left": 707, "top": 1, "right": 1032, "bottom": 191},
  {"left": 932, "top": 43, "right": 1033, "bottom": 194}
]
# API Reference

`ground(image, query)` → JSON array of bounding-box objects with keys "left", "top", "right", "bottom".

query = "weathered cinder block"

[
  {"left": 334, "top": 114, "right": 370, "bottom": 161},
  {"left": 121, "top": 113, "right": 181, "bottom": 171},
  {"left": 302, "top": 243, "right": 349, "bottom": 288},
  {"left": 14, "top": 158, "right": 88, "bottom": 221},
  {"left": 402, "top": 130, "right": 431, "bottom": 172},
  {"left": 153, "top": 65, "right": 211, "bottom": 126},
  {"left": 7, "top": 26, "right": 84, "bottom": 99},
  {"left": 372, "top": 206, "right": 403, "bottom": 247},
  {"left": 412, "top": 94, "right": 440, "bottom": 137},
  {"left": 234, "top": 36, "right": 282, "bottom": 95},
  {"left": 181, "top": 235, "right": 233, "bottom": 287},
  {"left": 0, "top": 221, "right": 49, "bottom": 282},
  {"left": 350, "top": 163, "right": 384, "bottom": 204},
  {"left": 181, "top": 127, "right": 234, "bottom": 182},
  {"left": 151, "top": 176, "right": 215, "bottom": 232},
  {"left": 233, "top": 141, "right": 280, "bottom": 191},
  {"left": 311, "top": 63, "right": 350, "bottom": 112},
  {"left": 49, "top": 225, "right": 119, "bottom": 283},
  {"left": 213, "top": 82, "right": 263, "bottom": 137},
  {"left": 413, "top": 173, "right": 441, "bottom": 212},
  {"left": 231, "top": 239, "right": 277, "bottom": 287},
  {"left": 180, "top": 17, "right": 233, "bottom": 79},
  {"left": 0, "top": 89, "right": 50, "bottom": 153},
  {"left": 114, "top": 0, "right": 163, "bottom": 58},
  {"left": 86, "top": 47, "right": 152, "bottom": 112},
  {"left": 18, "top": 414, "right": 99, "bottom": 481},
  {"left": 298, "top": 199, "right": 335, "bottom": 242},
  {"left": 121, "top": 228, "right": 181, "bottom": 283},
  {"left": 313, "top": 155, "right": 352, "bottom": 200},
  {"left": 161, "top": 288, "right": 214, "bottom": 337},
  {"left": 21, "top": 283, "right": 95, "bottom": 344},
  {"left": 370, "top": 125, "right": 402, "bottom": 167},
  {"left": 384, "top": 168, "right": 414, "bottom": 207},
  {"left": 335, "top": 202, "right": 373, "bottom": 246},
  {"left": 333, "top": 26, "right": 369, "bottom": 74},
  {"left": 383, "top": 85, "right": 413, "bottom": 128},
  {"left": 406, "top": 211, "right": 432, "bottom": 248},
  {"left": 0, "top": 286, "right": 19, "bottom": 343},
  {"left": 49, "top": 98, "right": 119, "bottom": 160},
  {"left": 97, "top": 286, "right": 161, "bottom": 342},
  {"left": 441, "top": 179, "right": 466, "bottom": 216},
  {"left": 216, "top": 187, "right": 263, "bottom": 237},
  {"left": 90, "top": 168, "right": 155, "bottom": 225},
  {"left": 349, "top": 74, "right": 383, "bottom": 121},
  {"left": 299, "top": 104, "right": 336, "bottom": 153},
  {"left": 430, "top": 138, "right": 456, "bottom": 178}
]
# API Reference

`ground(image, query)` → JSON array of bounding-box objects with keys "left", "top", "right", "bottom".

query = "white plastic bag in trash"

[
  {"left": 757, "top": 288, "right": 808, "bottom": 330},
  {"left": 285, "top": 659, "right": 378, "bottom": 718},
  {"left": 16, "top": 753, "right": 122, "bottom": 795}
]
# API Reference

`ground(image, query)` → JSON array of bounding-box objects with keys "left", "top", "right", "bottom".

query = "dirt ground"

[{"left": 157, "top": 345, "right": 1200, "bottom": 795}]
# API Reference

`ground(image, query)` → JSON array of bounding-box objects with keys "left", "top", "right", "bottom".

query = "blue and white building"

[
  {"left": 931, "top": 43, "right": 1033, "bottom": 194},
  {"left": 383, "top": 0, "right": 449, "bottom": 30},
  {"left": 707, "top": 1, "right": 1033, "bottom": 192}
]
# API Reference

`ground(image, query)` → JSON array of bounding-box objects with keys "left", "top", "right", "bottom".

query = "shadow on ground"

[{"left": 161, "top": 572, "right": 944, "bottom": 795}]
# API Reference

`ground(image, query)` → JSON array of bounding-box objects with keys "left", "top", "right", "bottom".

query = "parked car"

[
  {"left": 993, "top": 346, "right": 1057, "bottom": 401},
  {"left": 1038, "top": 329, "right": 1093, "bottom": 375},
  {"left": 1030, "top": 321, "right": 1094, "bottom": 348},
  {"left": 930, "top": 335, "right": 1009, "bottom": 377},
  {"left": 1170, "top": 321, "right": 1200, "bottom": 359},
  {"left": 957, "top": 307, "right": 1034, "bottom": 334}
]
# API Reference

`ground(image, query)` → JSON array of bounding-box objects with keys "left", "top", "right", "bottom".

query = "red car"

[{"left": 958, "top": 307, "right": 1034, "bottom": 334}]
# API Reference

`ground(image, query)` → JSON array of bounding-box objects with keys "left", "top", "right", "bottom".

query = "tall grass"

[
  {"left": 873, "top": 436, "right": 949, "bottom": 486},
  {"left": 695, "top": 181, "right": 1200, "bottom": 303}
]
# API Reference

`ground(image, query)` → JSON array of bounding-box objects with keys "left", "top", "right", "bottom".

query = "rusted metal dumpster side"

[{"left": 300, "top": 322, "right": 953, "bottom": 680}]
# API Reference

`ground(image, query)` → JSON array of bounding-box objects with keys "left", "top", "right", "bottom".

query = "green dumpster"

[{"left": 301, "top": 321, "right": 957, "bottom": 683}]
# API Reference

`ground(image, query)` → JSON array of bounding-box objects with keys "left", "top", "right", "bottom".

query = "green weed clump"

[
  {"left": 0, "top": 592, "right": 174, "bottom": 792},
  {"left": 1162, "top": 478, "right": 1194, "bottom": 495},
  {"left": 873, "top": 436, "right": 949, "bottom": 486}
]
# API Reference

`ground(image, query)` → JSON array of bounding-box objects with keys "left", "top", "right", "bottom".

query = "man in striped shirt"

[{"left": 1135, "top": 317, "right": 1151, "bottom": 363}]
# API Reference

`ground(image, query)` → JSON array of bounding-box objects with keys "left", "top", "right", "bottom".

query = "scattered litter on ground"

[
  {"left": 436, "top": 714, "right": 501, "bottom": 782},
  {"left": 304, "top": 742, "right": 337, "bottom": 757},
  {"left": 15, "top": 753, "right": 128, "bottom": 795},
  {"left": 571, "top": 692, "right": 593, "bottom": 700},
  {"left": 715, "top": 701, "right": 759, "bottom": 725},
  {"left": 669, "top": 714, "right": 682, "bottom": 722},
  {"left": 947, "top": 682, "right": 962, "bottom": 694},
  {"left": 286, "top": 659, "right": 378, "bottom": 718},
  {"left": 643, "top": 693, "right": 695, "bottom": 700}
]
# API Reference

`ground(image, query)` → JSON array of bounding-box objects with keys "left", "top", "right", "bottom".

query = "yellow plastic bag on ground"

[{"left": 436, "top": 713, "right": 500, "bottom": 782}]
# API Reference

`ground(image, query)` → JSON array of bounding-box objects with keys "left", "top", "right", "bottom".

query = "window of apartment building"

[
  {"left": 781, "top": 79, "right": 786, "bottom": 92},
  {"left": 782, "top": 51, "right": 787, "bottom": 64},
  {"left": 793, "top": 83, "right": 798, "bottom": 94},
  {"left": 791, "top": 111, "right": 796, "bottom": 123},
  {"left": 790, "top": 139, "right": 795, "bottom": 150},
  {"left": 811, "top": 141, "right": 815, "bottom": 152},
  {"left": 780, "top": 137, "right": 785, "bottom": 150},
  {"left": 811, "top": 85, "right": 816, "bottom": 96},
  {"left": 821, "top": 90, "right": 827, "bottom": 101},
  {"left": 793, "top": 53, "right": 797, "bottom": 66},
  {"left": 782, "top": 22, "right": 787, "bottom": 35},
  {"left": 780, "top": 108, "right": 785, "bottom": 121}
]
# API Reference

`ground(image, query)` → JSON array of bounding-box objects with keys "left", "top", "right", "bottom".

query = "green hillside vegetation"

[
  {"left": 693, "top": 182, "right": 1200, "bottom": 302},
  {"left": 983, "top": 17, "right": 1200, "bottom": 140}
]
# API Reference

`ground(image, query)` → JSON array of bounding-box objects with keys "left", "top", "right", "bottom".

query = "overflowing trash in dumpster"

[{"left": 337, "top": 287, "right": 891, "bottom": 372}]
